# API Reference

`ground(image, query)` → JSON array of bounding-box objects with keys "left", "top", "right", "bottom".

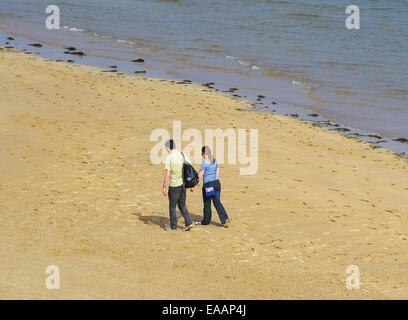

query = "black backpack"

[{"left": 181, "top": 153, "right": 199, "bottom": 188}]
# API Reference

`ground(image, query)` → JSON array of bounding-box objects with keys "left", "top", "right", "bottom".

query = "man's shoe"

[
  {"left": 183, "top": 224, "right": 193, "bottom": 231},
  {"left": 164, "top": 226, "right": 177, "bottom": 231}
]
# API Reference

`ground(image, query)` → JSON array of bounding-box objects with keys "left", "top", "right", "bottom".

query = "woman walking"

[{"left": 196, "top": 146, "right": 230, "bottom": 227}]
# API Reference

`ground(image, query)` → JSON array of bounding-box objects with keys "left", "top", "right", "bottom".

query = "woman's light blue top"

[{"left": 200, "top": 159, "right": 219, "bottom": 184}]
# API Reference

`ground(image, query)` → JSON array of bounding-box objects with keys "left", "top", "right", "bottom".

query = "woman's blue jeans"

[{"left": 201, "top": 180, "right": 229, "bottom": 224}]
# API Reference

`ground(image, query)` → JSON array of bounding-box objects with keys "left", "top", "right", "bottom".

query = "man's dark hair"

[{"left": 165, "top": 139, "right": 176, "bottom": 150}]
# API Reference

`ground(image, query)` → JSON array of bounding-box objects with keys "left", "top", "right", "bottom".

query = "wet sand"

[{"left": 1, "top": 48, "right": 407, "bottom": 299}]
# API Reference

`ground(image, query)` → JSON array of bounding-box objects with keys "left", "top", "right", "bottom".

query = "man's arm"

[{"left": 162, "top": 169, "right": 170, "bottom": 196}]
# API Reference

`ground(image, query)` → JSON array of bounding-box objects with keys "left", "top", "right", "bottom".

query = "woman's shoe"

[
  {"left": 223, "top": 219, "right": 231, "bottom": 228},
  {"left": 184, "top": 224, "right": 193, "bottom": 231},
  {"left": 196, "top": 221, "right": 210, "bottom": 226}
]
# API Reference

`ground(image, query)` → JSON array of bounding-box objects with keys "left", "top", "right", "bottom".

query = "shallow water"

[{"left": 0, "top": 0, "right": 407, "bottom": 154}]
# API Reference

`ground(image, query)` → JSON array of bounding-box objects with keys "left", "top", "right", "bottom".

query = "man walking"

[{"left": 162, "top": 139, "right": 193, "bottom": 231}]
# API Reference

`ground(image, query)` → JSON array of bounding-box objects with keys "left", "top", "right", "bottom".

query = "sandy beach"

[{"left": 1, "top": 47, "right": 407, "bottom": 299}]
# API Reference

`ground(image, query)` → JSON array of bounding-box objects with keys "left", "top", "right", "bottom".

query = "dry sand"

[{"left": 1, "top": 48, "right": 407, "bottom": 299}]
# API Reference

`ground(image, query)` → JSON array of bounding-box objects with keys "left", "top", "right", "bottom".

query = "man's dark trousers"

[{"left": 168, "top": 185, "right": 192, "bottom": 229}]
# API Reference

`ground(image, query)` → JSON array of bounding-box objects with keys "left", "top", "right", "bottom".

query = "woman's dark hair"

[{"left": 202, "top": 146, "right": 216, "bottom": 164}]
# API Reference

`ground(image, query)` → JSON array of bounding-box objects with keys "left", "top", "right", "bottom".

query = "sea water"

[{"left": 0, "top": 0, "right": 407, "bottom": 154}]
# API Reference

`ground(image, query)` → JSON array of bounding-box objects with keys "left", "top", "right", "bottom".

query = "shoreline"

[
  {"left": 1, "top": 30, "right": 407, "bottom": 159},
  {"left": 1, "top": 47, "right": 408, "bottom": 299}
]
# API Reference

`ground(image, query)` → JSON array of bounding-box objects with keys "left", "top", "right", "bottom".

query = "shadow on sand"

[{"left": 131, "top": 212, "right": 224, "bottom": 229}]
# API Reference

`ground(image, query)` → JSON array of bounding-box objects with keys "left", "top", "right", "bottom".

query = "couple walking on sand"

[{"left": 162, "top": 139, "right": 231, "bottom": 231}]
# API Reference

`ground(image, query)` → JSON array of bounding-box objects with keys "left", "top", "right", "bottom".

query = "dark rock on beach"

[
  {"left": 134, "top": 70, "right": 146, "bottom": 74},
  {"left": 335, "top": 127, "right": 351, "bottom": 132},
  {"left": 67, "top": 60, "right": 74, "bottom": 63},
  {"left": 349, "top": 132, "right": 364, "bottom": 137},
  {"left": 178, "top": 80, "right": 193, "bottom": 85},
  {"left": 203, "top": 83, "right": 215, "bottom": 88},
  {"left": 29, "top": 43, "right": 42, "bottom": 48},
  {"left": 132, "top": 59, "right": 145, "bottom": 63},
  {"left": 64, "top": 51, "right": 86, "bottom": 56},
  {"left": 367, "top": 134, "right": 383, "bottom": 139},
  {"left": 65, "top": 47, "right": 76, "bottom": 51},
  {"left": 393, "top": 137, "right": 408, "bottom": 143},
  {"left": 7, "top": 37, "right": 15, "bottom": 41},
  {"left": 308, "top": 113, "right": 319, "bottom": 117}
]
